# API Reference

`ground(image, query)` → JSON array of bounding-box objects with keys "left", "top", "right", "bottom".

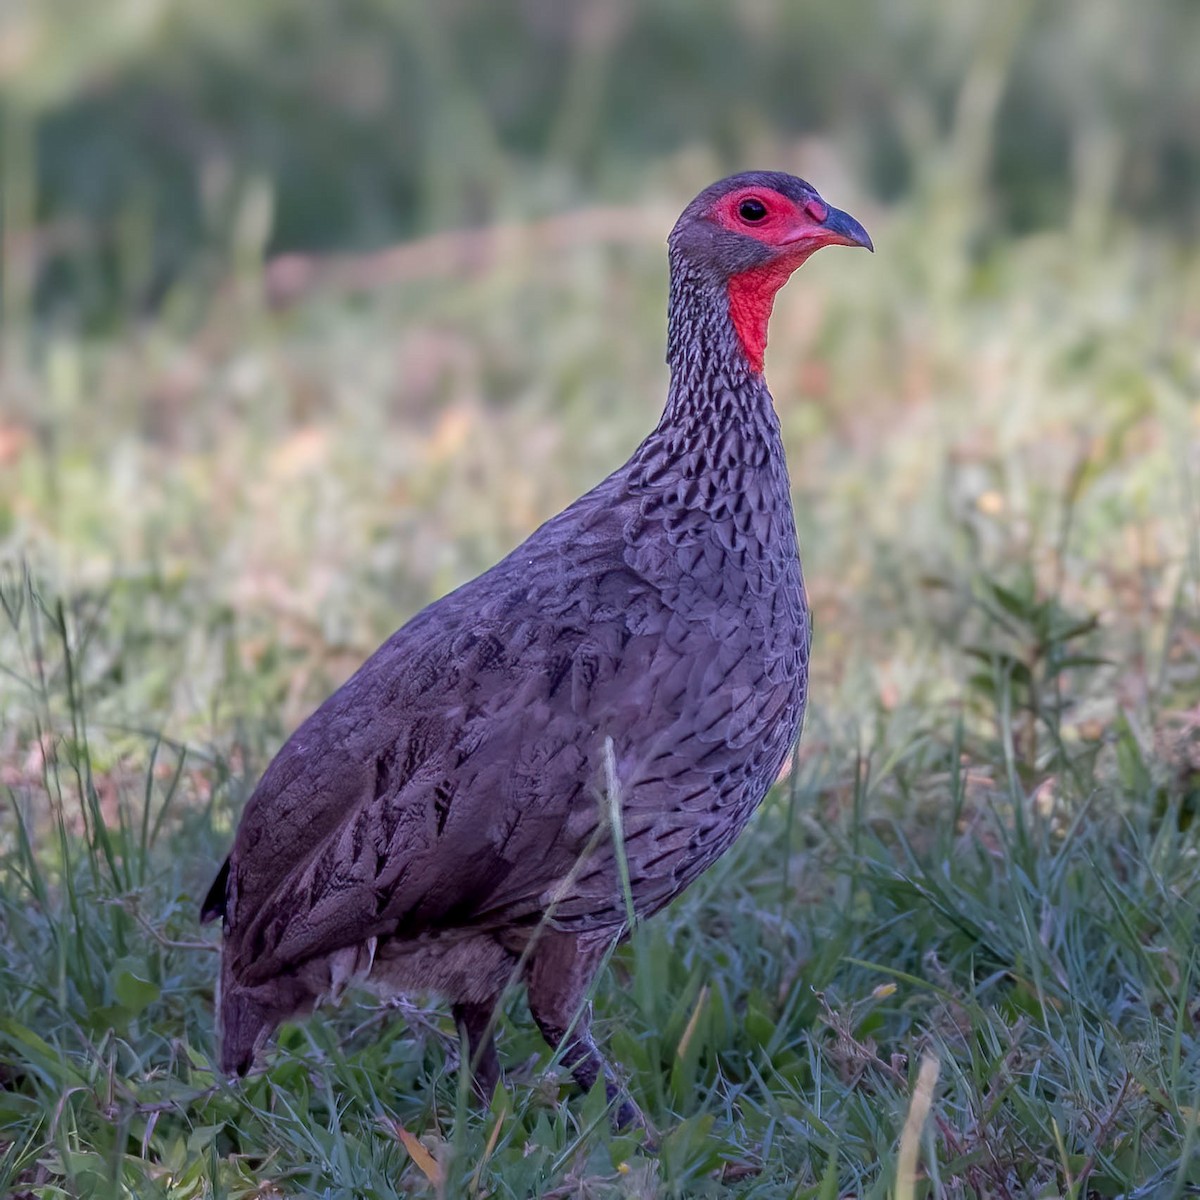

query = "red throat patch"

[{"left": 726, "top": 261, "right": 796, "bottom": 374}]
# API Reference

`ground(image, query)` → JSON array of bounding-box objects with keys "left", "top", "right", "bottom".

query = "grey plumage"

[{"left": 201, "top": 171, "right": 871, "bottom": 1125}]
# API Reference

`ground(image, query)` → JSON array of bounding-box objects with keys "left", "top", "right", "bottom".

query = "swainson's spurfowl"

[{"left": 201, "top": 171, "right": 872, "bottom": 1127}]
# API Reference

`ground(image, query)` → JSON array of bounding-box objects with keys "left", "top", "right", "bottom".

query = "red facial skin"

[{"left": 711, "top": 186, "right": 839, "bottom": 374}]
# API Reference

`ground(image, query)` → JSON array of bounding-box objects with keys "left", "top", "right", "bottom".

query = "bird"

[{"left": 201, "top": 171, "right": 872, "bottom": 1128}]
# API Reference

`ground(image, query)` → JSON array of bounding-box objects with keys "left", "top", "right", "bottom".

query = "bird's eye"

[{"left": 738, "top": 198, "right": 767, "bottom": 222}]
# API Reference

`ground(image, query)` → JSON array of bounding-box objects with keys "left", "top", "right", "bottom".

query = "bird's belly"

[
  {"left": 626, "top": 666, "right": 803, "bottom": 846},
  {"left": 297, "top": 929, "right": 520, "bottom": 1009},
  {"left": 547, "top": 594, "right": 807, "bottom": 928},
  {"left": 368, "top": 931, "right": 518, "bottom": 1006}
]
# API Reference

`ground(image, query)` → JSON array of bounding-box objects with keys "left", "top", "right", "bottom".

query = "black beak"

[{"left": 821, "top": 204, "right": 874, "bottom": 252}]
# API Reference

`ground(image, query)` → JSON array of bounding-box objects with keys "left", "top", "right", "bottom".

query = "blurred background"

[
  {"left": 1, "top": 0, "right": 1198, "bottom": 781},
  {"left": 5, "top": 0, "right": 1200, "bottom": 316},
  {"left": 2, "top": 2, "right": 1200, "bottom": 1192}
]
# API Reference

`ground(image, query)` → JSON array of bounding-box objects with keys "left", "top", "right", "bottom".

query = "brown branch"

[{"left": 262, "top": 205, "right": 667, "bottom": 307}]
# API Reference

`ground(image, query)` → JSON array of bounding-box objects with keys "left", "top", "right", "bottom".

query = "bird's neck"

[
  {"left": 628, "top": 266, "right": 798, "bottom": 564},
  {"left": 629, "top": 266, "right": 798, "bottom": 570},
  {"left": 661, "top": 265, "right": 777, "bottom": 436}
]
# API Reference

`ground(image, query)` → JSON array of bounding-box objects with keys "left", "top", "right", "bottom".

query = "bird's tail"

[{"left": 199, "top": 857, "right": 230, "bottom": 924}]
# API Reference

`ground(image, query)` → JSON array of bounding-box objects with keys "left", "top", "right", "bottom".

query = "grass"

[{"left": 2, "top": 132, "right": 1200, "bottom": 1198}]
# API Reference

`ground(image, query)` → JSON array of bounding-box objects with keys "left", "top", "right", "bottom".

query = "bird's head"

[{"left": 668, "top": 171, "right": 872, "bottom": 374}]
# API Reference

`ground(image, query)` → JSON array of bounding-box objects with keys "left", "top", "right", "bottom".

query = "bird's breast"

[{"left": 623, "top": 449, "right": 808, "bottom": 663}]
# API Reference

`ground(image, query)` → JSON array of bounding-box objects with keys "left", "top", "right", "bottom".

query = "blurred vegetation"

[
  {"left": 2, "top": 0, "right": 1200, "bottom": 1196},
  {"left": 1, "top": 0, "right": 1199, "bottom": 327}
]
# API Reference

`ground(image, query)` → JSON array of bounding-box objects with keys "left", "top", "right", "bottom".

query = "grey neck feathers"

[{"left": 660, "top": 254, "right": 774, "bottom": 445}]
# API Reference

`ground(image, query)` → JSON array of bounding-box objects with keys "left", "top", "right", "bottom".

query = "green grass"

[{"left": 2, "top": 10, "right": 1200, "bottom": 1186}]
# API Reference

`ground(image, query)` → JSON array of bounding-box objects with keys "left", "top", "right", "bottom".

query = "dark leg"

[
  {"left": 452, "top": 999, "right": 501, "bottom": 1101},
  {"left": 525, "top": 928, "right": 645, "bottom": 1131}
]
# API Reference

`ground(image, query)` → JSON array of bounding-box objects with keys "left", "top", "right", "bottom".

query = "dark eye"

[{"left": 738, "top": 198, "right": 767, "bottom": 222}]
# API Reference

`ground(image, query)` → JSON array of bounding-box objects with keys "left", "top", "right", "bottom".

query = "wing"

[
  {"left": 221, "top": 460, "right": 808, "bottom": 988},
  {"left": 221, "top": 480, "right": 648, "bottom": 982}
]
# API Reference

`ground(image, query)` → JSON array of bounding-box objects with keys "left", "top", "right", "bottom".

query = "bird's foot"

[{"left": 608, "top": 1087, "right": 657, "bottom": 1150}]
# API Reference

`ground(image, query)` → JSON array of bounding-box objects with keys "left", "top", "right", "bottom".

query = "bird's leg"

[
  {"left": 452, "top": 999, "right": 502, "bottom": 1101},
  {"left": 525, "top": 927, "right": 645, "bottom": 1131}
]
